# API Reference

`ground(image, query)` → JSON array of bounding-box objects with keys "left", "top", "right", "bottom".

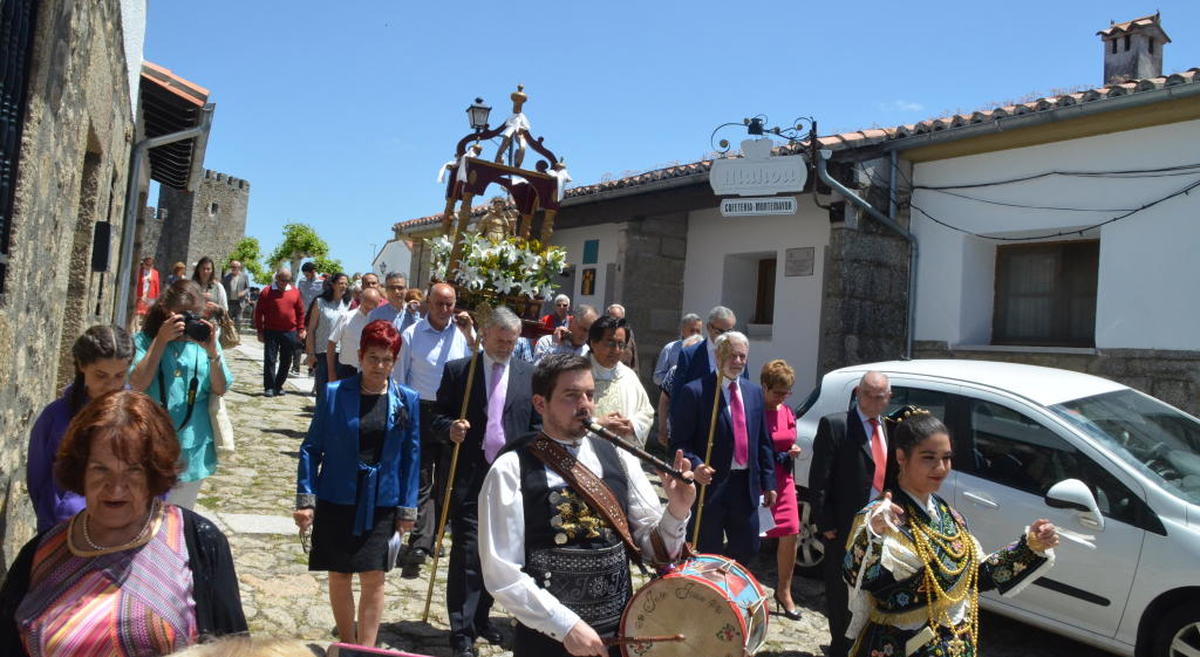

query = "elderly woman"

[
  {"left": 295, "top": 319, "right": 420, "bottom": 648},
  {"left": 0, "top": 390, "right": 246, "bottom": 656},
  {"left": 129, "top": 280, "right": 232, "bottom": 509},
  {"left": 843, "top": 410, "right": 1059, "bottom": 657},
  {"left": 27, "top": 325, "right": 134, "bottom": 533}
]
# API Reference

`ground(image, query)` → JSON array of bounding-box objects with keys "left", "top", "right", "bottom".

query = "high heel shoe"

[{"left": 773, "top": 591, "right": 802, "bottom": 621}]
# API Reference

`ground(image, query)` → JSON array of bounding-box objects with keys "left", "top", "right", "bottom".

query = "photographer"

[{"left": 130, "top": 279, "right": 232, "bottom": 509}]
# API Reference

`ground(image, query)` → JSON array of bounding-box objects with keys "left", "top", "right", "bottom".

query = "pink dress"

[{"left": 765, "top": 405, "right": 800, "bottom": 537}]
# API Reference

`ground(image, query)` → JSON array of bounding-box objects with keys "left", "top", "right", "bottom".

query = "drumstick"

[{"left": 602, "top": 634, "right": 686, "bottom": 646}]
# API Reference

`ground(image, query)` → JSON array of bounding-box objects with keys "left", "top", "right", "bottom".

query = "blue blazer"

[
  {"left": 296, "top": 375, "right": 421, "bottom": 533},
  {"left": 669, "top": 371, "right": 775, "bottom": 506}
]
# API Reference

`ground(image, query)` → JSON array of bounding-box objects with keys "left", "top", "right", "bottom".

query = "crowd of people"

[{"left": 1, "top": 260, "right": 1062, "bottom": 657}]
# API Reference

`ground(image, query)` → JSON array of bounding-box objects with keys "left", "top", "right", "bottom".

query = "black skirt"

[{"left": 308, "top": 499, "right": 397, "bottom": 573}]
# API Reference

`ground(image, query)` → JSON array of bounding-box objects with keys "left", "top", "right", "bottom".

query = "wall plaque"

[{"left": 784, "top": 247, "right": 814, "bottom": 277}]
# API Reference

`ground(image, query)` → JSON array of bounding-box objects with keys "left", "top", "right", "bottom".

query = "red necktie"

[
  {"left": 868, "top": 418, "right": 887, "bottom": 491},
  {"left": 729, "top": 382, "right": 748, "bottom": 466}
]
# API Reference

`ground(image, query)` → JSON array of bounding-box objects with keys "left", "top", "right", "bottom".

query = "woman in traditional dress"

[
  {"left": 0, "top": 390, "right": 246, "bottom": 656},
  {"left": 294, "top": 319, "right": 420, "bottom": 648},
  {"left": 761, "top": 359, "right": 803, "bottom": 621},
  {"left": 129, "top": 279, "right": 231, "bottom": 509},
  {"left": 26, "top": 325, "right": 134, "bottom": 533},
  {"left": 843, "top": 410, "right": 1060, "bottom": 657}
]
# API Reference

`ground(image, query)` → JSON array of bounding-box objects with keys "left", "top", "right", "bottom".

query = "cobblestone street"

[{"left": 200, "top": 343, "right": 1108, "bottom": 656}]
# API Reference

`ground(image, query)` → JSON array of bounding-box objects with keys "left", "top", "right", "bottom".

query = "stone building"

[
  {"left": 0, "top": 0, "right": 214, "bottom": 572},
  {"left": 147, "top": 168, "right": 251, "bottom": 278},
  {"left": 396, "top": 14, "right": 1200, "bottom": 417}
]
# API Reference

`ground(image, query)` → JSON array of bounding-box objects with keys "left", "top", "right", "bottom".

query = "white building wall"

[
  {"left": 682, "top": 205, "right": 830, "bottom": 391},
  {"left": 550, "top": 223, "right": 622, "bottom": 310},
  {"left": 120, "top": 0, "right": 147, "bottom": 116},
  {"left": 373, "top": 239, "right": 411, "bottom": 279},
  {"left": 911, "top": 118, "right": 1200, "bottom": 350}
]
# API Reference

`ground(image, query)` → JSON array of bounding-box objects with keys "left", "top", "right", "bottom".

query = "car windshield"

[{"left": 1051, "top": 389, "right": 1200, "bottom": 505}]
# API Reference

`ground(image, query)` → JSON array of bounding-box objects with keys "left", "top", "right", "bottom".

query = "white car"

[{"left": 790, "top": 359, "right": 1200, "bottom": 657}]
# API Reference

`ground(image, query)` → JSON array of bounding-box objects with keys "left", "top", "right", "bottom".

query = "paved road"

[{"left": 198, "top": 343, "right": 1111, "bottom": 656}]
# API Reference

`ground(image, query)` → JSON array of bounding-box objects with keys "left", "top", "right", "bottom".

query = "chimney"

[{"left": 1098, "top": 13, "right": 1171, "bottom": 84}]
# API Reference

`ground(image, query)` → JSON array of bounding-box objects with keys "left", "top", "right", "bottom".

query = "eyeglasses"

[
  {"left": 709, "top": 324, "right": 732, "bottom": 335},
  {"left": 386, "top": 285, "right": 406, "bottom": 291},
  {"left": 602, "top": 340, "right": 628, "bottom": 350},
  {"left": 299, "top": 527, "right": 312, "bottom": 554}
]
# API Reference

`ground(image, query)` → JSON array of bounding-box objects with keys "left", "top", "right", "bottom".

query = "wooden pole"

[
  {"left": 420, "top": 341, "right": 480, "bottom": 623},
  {"left": 690, "top": 371, "right": 724, "bottom": 547}
]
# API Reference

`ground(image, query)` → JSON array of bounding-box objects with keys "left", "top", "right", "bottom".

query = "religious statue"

[{"left": 477, "top": 197, "right": 517, "bottom": 243}]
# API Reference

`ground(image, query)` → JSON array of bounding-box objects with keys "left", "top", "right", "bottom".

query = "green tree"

[
  {"left": 268, "top": 223, "right": 330, "bottom": 275},
  {"left": 311, "top": 255, "right": 344, "bottom": 275},
  {"left": 225, "top": 237, "right": 271, "bottom": 284}
]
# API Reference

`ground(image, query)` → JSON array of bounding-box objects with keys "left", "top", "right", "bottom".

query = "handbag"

[
  {"left": 214, "top": 307, "right": 240, "bottom": 350},
  {"left": 211, "top": 394, "right": 236, "bottom": 454}
]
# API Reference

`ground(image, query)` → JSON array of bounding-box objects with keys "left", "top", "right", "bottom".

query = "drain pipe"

[
  {"left": 815, "top": 148, "right": 918, "bottom": 359},
  {"left": 114, "top": 104, "right": 215, "bottom": 326}
]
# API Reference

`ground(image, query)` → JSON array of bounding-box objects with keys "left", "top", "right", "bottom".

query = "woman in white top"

[
  {"left": 305, "top": 273, "right": 351, "bottom": 403},
  {"left": 192, "top": 257, "right": 228, "bottom": 311}
]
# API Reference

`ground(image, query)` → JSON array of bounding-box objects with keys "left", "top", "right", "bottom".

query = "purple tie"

[
  {"left": 484, "top": 361, "right": 507, "bottom": 463},
  {"left": 729, "top": 382, "right": 748, "bottom": 466}
]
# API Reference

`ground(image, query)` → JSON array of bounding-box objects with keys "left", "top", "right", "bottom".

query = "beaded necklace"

[
  {"left": 81, "top": 500, "right": 161, "bottom": 552},
  {"left": 905, "top": 499, "right": 979, "bottom": 657}
]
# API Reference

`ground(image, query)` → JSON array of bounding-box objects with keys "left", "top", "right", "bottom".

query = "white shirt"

[
  {"left": 705, "top": 339, "right": 718, "bottom": 372},
  {"left": 394, "top": 318, "right": 471, "bottom": 400},
  {"left": 590, "top": 357, "right": 655, "bottom": 449},
  {"left": 857, "top": 407, "right": 887, "bottom": 498},
  {"left": 478, "top": 435, "right": 689, "bottom": 642},
  {"left": 533, "top": 333, "right": 589, "bottom": 363},
  {"left": 721, "top": 377, "right": 748, "bottom": 471},
  {"left": 329, "top": 309, "right": 372, "bottom": 368}
]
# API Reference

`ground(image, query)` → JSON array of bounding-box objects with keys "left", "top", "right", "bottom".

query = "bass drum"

[{"left": 618, "top": 554, "right": 768, "bottom": 657}]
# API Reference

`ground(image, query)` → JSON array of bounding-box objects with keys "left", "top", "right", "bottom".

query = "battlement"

[{"left": 203, "top": 168, "right": 251, "bottom": 191}]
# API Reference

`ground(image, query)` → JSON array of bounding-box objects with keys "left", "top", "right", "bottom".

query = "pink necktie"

[
  {"left": 729, "top": 382, "right": 749, "bottom": 466},
  {"left": 484, "top": 362, "right": 506, "bottom": 463},
  {"left": 868, "top": 418, "right": 887, "bottom": 491}
]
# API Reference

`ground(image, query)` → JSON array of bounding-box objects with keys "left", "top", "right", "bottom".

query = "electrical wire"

[
  {"left": 913, "top": 162, "right": 1200, "bottom": 190},
  {"left": 849, "top": 161, "right": 1200, "bottom": 242}
]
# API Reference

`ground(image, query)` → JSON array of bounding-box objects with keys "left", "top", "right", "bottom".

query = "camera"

[{"left": 179, "top": 311, "right": 211, "bottom": 343}]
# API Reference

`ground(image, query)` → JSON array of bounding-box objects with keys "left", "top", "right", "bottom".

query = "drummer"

[{"left": 478, "top": 354, "right": 697, "bottom": 657}]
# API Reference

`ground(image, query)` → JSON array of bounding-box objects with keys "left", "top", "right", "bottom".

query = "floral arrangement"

[{"left": 427, "top": 232, "right": 568, "bottom": 300}]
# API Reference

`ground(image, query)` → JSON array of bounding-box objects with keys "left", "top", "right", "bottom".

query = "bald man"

[
  {"left": 393, "top": 282, "right": 475, "bottom": 577},
  {"left": 808, "top": 371, "right": 893, "bottom": 657},
  {"left": 254, "top": 267, "right": 307, "bottom": 397}
]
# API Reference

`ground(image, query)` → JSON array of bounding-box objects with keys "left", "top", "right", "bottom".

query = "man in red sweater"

[{"left": 254, "top": 267, "right": 306, "bottom": 397}]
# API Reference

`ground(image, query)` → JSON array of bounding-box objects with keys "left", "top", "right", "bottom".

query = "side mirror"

[{"left": 1045, "top": 478, "right": 1105, "bottom": 531}]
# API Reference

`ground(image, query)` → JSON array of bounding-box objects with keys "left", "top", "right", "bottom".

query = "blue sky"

[{"left": 144, "top": 1, "right": 1200, "bottom": 275}]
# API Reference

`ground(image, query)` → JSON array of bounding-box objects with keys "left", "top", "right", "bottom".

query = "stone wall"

[
  {"left": 816, "top": 214, "right": 911, "bottom": 376},
  {"left": 914, "top": 341, "right": 1200, "bottom": 416},
  {"left": 613, "top": 212, "right": 689, "bottom": 381},
  {"left": 154, "top": 169, "right": 250, "bottom": 277},
  {"left": 0, "top": 0, "right": 136, "bottom": 574}
]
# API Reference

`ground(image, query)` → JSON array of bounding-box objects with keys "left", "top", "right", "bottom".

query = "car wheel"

[
  {"left": 792, "top": 499, "right": 825, "bottom": 578},
  {"left": 1153, "top": 605, "right": 1200, "bottom": 657}
]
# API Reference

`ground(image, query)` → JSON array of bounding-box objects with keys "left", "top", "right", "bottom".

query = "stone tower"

[
  {"left": 154, "top": 169, "right": 250, "bottom": 278},
  {"left": 1098, "top": 13, "right": 1170, "bottom": 84}
]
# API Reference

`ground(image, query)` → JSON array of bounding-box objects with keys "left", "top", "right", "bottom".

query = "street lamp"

[{"left": 466, "top": 97, "right": 492, "bottom": 132}]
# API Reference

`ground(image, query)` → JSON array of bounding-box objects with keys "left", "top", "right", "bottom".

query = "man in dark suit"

[
  {"left": 808, "top": 371, "right": 892, "bottom": 657},
  {"left": 434, "top": 307, "right": 539, "bottom": 657},
  {"left": 670, "top": 331, "right": 776, "bottom": 566},
  {"left": 669, "top": 305, "right": 739, "bottom": 402}
]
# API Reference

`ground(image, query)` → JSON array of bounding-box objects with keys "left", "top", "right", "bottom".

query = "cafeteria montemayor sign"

[{"left": 709, "top": 138, "right": 808, "bottom": 197}]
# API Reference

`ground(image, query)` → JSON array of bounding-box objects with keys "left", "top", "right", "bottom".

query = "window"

[
  {"left": 1111, "top": 39, "right": 1117, "bottom": 54},
  {"left": 993, "top": 240, "right": 1098, "bottom": 347},
  {"left": 1149, "top": 39, "right": 1155, "bottom": 55},
  {"left": 886, "top": 386, "right": 949, "bottom": 422},
  {"left": 209, "top": 202, "right": 219, "bottom": 216},
  {"left": 965, "top": 399, "right": 1144, "bottom": 527},
  {"left": 1124, "top": 34, "right": 1131, "bottom": 52},
  {"left": 753, "top": 257, "right": 776, "bottom": 324},
  {"left": 0, "top": 0, "right": 40, "bottom": 296}
]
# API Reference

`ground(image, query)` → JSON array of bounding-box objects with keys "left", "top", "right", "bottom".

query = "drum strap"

[{"left": 528, "top": 434, "right": 642, "bottom": 561}]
